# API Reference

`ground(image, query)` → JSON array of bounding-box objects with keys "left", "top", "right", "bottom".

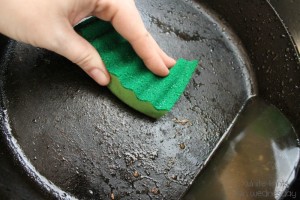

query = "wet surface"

[
  {"left": 182, "top": 98, "right": 300, "bottom": 200},
  {"left": 268, "top": 1, "right": 300, "bottom": 199},
  {"left": 270, "top": 0, "right": 300, "bottom": 49},
  {"left": 0, "top": 137, "right": 46, "bottom": 200},
  {"left": 0, "top": 0, "right": 254, "bottom": 199},
  {"left": 0, "top": 0, "right": 299, "bottom": 199}
]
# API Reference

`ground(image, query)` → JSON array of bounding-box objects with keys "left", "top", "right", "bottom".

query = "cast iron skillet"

[{"left": 0, "top": 0, "right": 299, "bottom": 199}]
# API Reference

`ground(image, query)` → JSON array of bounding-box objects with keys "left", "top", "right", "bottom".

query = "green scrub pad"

[{"left": 75, "top": 17, "right": 198, "bottom": 118}]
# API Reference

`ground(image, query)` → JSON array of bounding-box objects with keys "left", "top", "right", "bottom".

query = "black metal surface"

[
  {"left": 0, "top": 0, "right": 299, "bottom": 199},
  {"left": 0, "top": 135, "right": 46, "bottom": 200},
  {"left": 197, "top": 0, "right": 300, "bottom": 134},
  {"left": 0, "top": 1, "right": 254, "bottom": 199},
  {"left": 269, "top": 0, "right": 300, "bottom": 199}
]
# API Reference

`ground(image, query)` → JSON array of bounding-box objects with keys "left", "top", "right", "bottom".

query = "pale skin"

[{"left": 0, "top": 0, "right": 176, "bottom": 86}]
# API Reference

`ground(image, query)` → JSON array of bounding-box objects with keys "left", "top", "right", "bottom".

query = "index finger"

[{"left": 93, "top": 0, "right": 176, "bottom": 76}]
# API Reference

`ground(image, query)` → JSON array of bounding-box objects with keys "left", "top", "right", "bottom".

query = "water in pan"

[
  {"left": 182, "top": 98, "right": 300, "bottom": 200},
  {"left": 1, "top": 0, "right": 254, "bottom": 199}
]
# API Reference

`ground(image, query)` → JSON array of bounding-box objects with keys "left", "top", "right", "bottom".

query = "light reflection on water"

[{"left": 182, "top": 98, "right": 300, "bottom": 200}]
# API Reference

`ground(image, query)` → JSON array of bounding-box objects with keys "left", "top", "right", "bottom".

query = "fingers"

[
  {"left": 148, "top": 34, "right": 177, "bottom": 69},
  {"left": 130, "top": 31, "right": 176, "bottom": 76},
  {"left": 51, "top": 25, "right": 110, "bottom": 86},
  {"left": 94, "top": 0, "right": 176, "bottom": 76}
]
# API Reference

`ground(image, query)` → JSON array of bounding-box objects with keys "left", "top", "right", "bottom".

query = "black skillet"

[{"left": 0, "top": 0, "right": 299, "bottom": 199}]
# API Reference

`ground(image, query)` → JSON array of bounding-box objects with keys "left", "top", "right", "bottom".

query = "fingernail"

[
  {"left": 159, "top": 67, "right": 170, "bottom": 77},
  {"left": 170, "top": 58, "right": 177, "bottom": 67},
  {"left": 89, "top": 68, "right": 109, "bottom": 86}
]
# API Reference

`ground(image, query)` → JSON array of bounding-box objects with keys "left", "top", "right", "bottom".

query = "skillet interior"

[
  {"left": 197, "top": 0, "right": 300, "bottom": 132},
  {"left": 0, "top": 0, "right": 298, "bottom": 199}
]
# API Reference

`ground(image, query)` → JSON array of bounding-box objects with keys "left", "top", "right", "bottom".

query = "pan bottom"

[{"left": 1, "top": 0, "right": 255, "bottom": 199}]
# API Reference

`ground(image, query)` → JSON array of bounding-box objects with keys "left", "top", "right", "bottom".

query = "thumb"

[{"left": 51, "top": 26, "right": 110, "bottom": 86}]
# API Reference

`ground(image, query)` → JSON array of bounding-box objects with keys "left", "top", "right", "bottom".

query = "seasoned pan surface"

[{"left": 0, "top": 0, "right": 299, "bottom": 199}]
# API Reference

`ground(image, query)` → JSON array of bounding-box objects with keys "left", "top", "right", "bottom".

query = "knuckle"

[{"left": 73, "top": 52, "right": 93, "bottom": 69}]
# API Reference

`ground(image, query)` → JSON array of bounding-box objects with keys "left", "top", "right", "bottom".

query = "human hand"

[{"left": 0, "top": 0, "right": 176, "bottom": 86}]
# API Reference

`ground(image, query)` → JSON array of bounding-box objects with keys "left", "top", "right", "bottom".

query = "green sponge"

[{"left": 75, "top": 17, "right": 198, "bottom": 118}]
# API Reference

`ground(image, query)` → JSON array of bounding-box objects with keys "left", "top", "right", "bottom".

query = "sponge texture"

[{"left": 76, "top": 17, "right": 198, "bottom": 118}]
